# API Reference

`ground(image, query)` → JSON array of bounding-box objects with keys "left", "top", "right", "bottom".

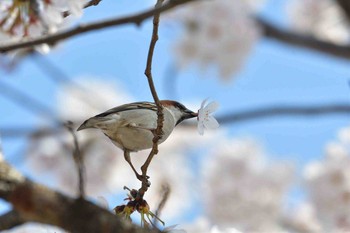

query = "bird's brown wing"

[{"left": 94, "top": 101, "right": 157, "bottom": 118}]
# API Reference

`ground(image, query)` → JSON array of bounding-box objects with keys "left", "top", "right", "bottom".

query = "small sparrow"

[{"left": 77, "top": 100, "right": 197, "bottom": 180}]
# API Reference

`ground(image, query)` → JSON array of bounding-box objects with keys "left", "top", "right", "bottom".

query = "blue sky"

[{"left": 1, "top": 0, "right": 350, "bottom": 224}]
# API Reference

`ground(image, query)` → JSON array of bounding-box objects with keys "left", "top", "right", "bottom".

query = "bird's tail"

[
  {"left": 77, "top": 117, "right": 115, "bottom": 131},
  {"left": 77, "top": 118, "right": 93, "bottom": 131}
]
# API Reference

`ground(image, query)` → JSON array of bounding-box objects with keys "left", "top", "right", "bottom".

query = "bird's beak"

[{"left": 185, "top": 109, "right": 198, "bottom": 119}]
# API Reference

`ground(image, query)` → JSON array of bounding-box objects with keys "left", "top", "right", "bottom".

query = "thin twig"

[
  {"left": 153, "top": 183, "right": 170, "bottom": 227},
  {"left": 163, "top": 63, "right": 179, "bottom": 99},
  {"left": 216, "top": 103, "right": 350, "bottom": 124},
  {"left": 0, "top": 126, "right": 60, "bottom": 138},
  {"left": 63, "top": 0, "right": 103, "bottom": 17},
  {"left": 0, "top": 79, "right": 58, "bottom": 121},
  {"left": 0, "top": 137, "right": 3, "bottom": 161},
  {"left": 30, "top": 53, "right": 113, "bottom": 110},
  {"left": 65, "top": 121, "right": 85, "bottom": 198},
  {"left": 0, "top": 0, "right": 197, "bottom": 53},
  {"left": 139, "top": 0, "right": 165, "bottom": 198},
  {"left": 31, "top": 52, "right": 80, "bottom": 85}
]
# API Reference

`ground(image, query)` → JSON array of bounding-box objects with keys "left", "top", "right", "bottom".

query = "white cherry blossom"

[
  {"left": 304, "top": 126, "right": 350, "bottom": 232},
  {"left": 0, "top": 0, "right": 86, "bottom": 39},
  {"left": 197, "top": 100, "right": 219, "bottom": 135}
]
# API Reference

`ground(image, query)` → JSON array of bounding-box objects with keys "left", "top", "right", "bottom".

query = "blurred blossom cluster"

[
  {"left": 288, "top": 0, "right": 350, "bottom": 44},
  {"left": 170, "top": 0, "right": 261, "bottom": 80},
  {"left": 201, "top": 139, "right": 294, "bottom": 232},
  {"left": 183, "top": 218, "right": 242, "bottom": 233},
  {"left": 303, "top": 126, "right": 350, "bottom": 232},
  {"left": 0, "top": 0, "right": 86, "bottom": 39}
]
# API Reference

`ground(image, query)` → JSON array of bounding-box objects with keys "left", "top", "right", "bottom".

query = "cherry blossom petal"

[
  {"left": 197, "top": 100, "right": 219, "bottom": 135},
  {"left": 198, "top": 121, "right": 205, "bottom": 135},
  {"left": 204, "top": 116, "right": 219, "bottom": 129},
  {"left": 206, "top": 101, "right": 220, "bottom": 114}
]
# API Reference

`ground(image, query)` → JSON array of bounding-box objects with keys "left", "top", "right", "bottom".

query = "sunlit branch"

[{"left": 0, "top": 161, "right": 159, "bottom": 233}]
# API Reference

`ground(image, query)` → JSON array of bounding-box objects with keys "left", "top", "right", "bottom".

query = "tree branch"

[
  {"left": 257, "top": 17, "right": 350, "bottom": 59},
  {"left": 153, "top": 184, "right": 170, "bottom": 227},
  {"left": 0, "top": 79, "right": 57, "bottom": 120},
  {"left": 217, "top": 103, "right": 350, "bottom": 124},
  {"left": 0, "top": 0, "right": 197, "bottom": 53},
  {"left": 65, "top": 122, "right": 85, "bottom": 198},
  {"left": 139, "top": 0, "right": 164, "bottom": 197},
  {"left": 0, "top": 161, "right": 159, "bottom": 233},
  {"left": 0, "top": 210, "right": 25, "bottom": 231},
  {"left": 63, "top": 0, "right": 103, "bottom": 17}
]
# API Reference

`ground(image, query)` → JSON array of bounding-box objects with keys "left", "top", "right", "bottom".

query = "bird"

[{"left": 77, "top": 100, "right": 197, "bottom": 180}]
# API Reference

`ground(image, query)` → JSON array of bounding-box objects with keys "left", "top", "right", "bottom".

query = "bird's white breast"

[{"left": 100, "top": 108, "right": 176, "bottom": 151}]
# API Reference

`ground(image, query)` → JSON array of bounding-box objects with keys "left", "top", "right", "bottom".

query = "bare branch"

[
  {"left": 0, "top": 79, "right": 57, "bottom": 120},
  {"left": 0, "top": 137, "right": 3, "bottom": 161},
  {"left": 0, "top": 127, "right": 60, "bottom": 138},
  {"left": 0, "top": 210, "right": 25, "bottom": 231},
  {"left": 0, "top": 0, "right": 197, "bottom": 53},
  {"left": 63, "top": 0, "right": 103, "bottom": 17},
  {"left": 139, "top": 0, "right": 164, "bottom": 197},
  {"left": 153, "top": 184, "right": 170, "bottom": 227},
  {"left": 65, "top": 121, "right": 85, "bottom": 198},
  {"left": 0, "top": 161, "right": 159, "bottom": 233},
  {"left": 217, "top": 103, "right": 350, "bottom": 125},
  {"left": 85, "top": 0, "right": 103, "bottom": 8},
  {"left": 257, "top": 17, "right": 350, "bottom": 59}
]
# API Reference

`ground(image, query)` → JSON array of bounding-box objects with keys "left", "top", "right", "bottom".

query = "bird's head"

[{"left": 161, "top": 100, "right": 197, "bottom": 126}]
